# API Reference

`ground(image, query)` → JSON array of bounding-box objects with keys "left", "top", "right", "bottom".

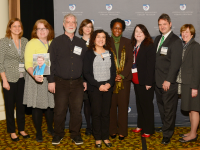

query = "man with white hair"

[{"left": 48, "top": 14, "right": 87, "bottom": 145}]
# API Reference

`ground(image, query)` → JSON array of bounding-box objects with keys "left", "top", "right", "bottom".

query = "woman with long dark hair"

[
  {"left": 131, "top": 24, "right": 156, "bottom": 137},
  {"left": 83, "top": 29, "right": 116, "bottom": 148}
]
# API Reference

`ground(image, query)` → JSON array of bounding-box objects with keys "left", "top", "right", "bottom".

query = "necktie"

[{"left": 157, "top": 36, "right": 165, "bottom": 52}]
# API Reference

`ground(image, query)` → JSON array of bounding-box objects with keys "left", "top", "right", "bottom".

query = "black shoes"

[
  {"left": 161, "top": 137, "right": 170, "bottom": 145},
  {"left": 179, "top": 134, "right": 187, "bottom": 138},
  {"left": 10, "top": 134, "right": 19, "bottom": 142},
  {"left": 18, "top": 132, "right": 30, "bottom": 139},
  {"left": 103, "top": 140, "right": 112, "bottom": 147},
  {"left": 71, "top": 136, "right": 84, "bottom": 145},
  {"left": 110, "top": 134, "right": 116, "bottom": 139},
  {"left": 85, "top": 129, "right": 92, "bottom": 136},
  {"left": 52, "top": 135, "right": 63, "bottom": 145},
  {"left": 95, "top": 143, "right": 102, "bottom": 148},
  {"left": 155, "top": 127, "right": 162, "bottom": 132},
  {"left": 47, "top": 130, "right": 54, "bottom": 136},
  {"left": 179, "top": 135, "right": 198, "bottom": 143},
  {"left": 119, "top": 136, "right": 125, "bottom": 140},
  {"left": 36, "top": 135, "right": 43, "bottom": 142}
]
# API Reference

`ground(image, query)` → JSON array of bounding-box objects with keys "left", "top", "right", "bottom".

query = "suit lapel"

[
  {"left": 182, "top": 39, "right": 194, "bottom": 63},
  {"left": 136, "top": 43, "right": 143, "bottom": 62},
  {"left": 8, "top": 38, "right": 20, "bottom": 60},
  {"left": 157, "top": 32, "right": 174, "bottom": 54},
  {"left": 155, "top": 35, "right": 161, "bottom": 56}
]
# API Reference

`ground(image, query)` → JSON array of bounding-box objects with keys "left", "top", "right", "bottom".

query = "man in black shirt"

[{"left": 48, "top": 13, "right": 87, "bottom": 145}]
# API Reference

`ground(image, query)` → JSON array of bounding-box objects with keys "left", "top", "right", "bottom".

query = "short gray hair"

[{"left": 63, "top": 14, "right": 77, "bottom": 23}]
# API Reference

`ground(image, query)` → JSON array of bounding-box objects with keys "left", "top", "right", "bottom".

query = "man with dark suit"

[{"left": 154, "top": 13, "right": 183, "bottom": 144}]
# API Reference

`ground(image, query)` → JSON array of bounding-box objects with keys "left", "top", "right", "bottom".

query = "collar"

[{"left": 162, "top": 30, "right": 172, "bottom": 39}]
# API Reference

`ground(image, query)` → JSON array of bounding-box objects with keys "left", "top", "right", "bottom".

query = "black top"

[
  {"left": 135, "top": 43, "right": 156, "bottom": 86},
  {"left": 47, "top": 34, "right": 87, "bottom": 83},
  {"left": 83, "top": 49, "right": 116, "bottom": 91}
]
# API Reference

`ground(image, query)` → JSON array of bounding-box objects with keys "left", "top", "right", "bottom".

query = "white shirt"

[{"left": 157, "top": 30, "right": 172, "bottom": 52}]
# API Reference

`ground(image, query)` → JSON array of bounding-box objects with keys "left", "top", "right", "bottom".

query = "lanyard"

[
  {"left": 12, "top": 39, "right": 21, "bottom": 55},
  {"left": 38, "top": 39, "right": 49, "bottom": 49},
  {"left": 134, "top": 44, "right": 140, "bottom": 56},
  {"left": 133, "top": 44, "right": 140, "bottom": 64}
]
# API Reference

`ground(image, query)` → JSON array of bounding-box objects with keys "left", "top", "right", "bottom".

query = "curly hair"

[
  {"left": 78, "top": 19, "right": 94, "bottom": 36},
  {"left": 5, "top": 18, "right": 23, "bottom": 39},
  {"left": 131, "top": 24, "right": 153, "bottom": 46},
  {"left": 110, "top": 18, "right": 126, "bottom": 31},
  {"left": 88, "top": 29, "right": 111, "bottom": 51},
  {"left": 31, "top": 19, "right": 54, "bottom": 41}
]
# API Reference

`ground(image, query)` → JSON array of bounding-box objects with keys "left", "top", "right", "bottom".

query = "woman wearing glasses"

[{"left": 23, "top": 19, "right": 55, "bottom": 142}]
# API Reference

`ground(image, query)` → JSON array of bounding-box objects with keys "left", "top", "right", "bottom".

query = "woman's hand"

[
  {"left": 191, "top": 89, "right": 198, "bottom": 98},
  {"left": 146, "top": 85, "right": 152, "bottom": 90},
  {"left": 115, "top": 75, "right": 122, "bottom": 82},
  {"left": 48, "top": 82, "right": 55, "bottom": 93},
  {"left": 99, "top": 85, "right": 108, "bottom": 92},
  {"left": 3, "top": 80, "right": 10, "bottom": 90},
  {"left": 34, "top": 75, "right": 43, "bottom": 82},
  {"left": 105, "top": 83, "right": 111, "bottom": 90}
]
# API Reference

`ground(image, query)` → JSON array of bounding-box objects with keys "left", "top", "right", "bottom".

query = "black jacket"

[
  {"left": 135, "top": 43, "right": 156, "bottom": 86},
  {"left": 83, "top": 49, "right": 116, "bottom": 91},
  {"left": 154, "top": 32, "right": 183, "bottom": 88}
]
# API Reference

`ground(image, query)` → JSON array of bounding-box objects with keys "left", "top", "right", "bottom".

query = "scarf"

[
  {"left": 33, "top": 63, "right": 46, "bottom": 75},
  {"left": 111, "top": 45, "right": 126, "bottom": 94}
]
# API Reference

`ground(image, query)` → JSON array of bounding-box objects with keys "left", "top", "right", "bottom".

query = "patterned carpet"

[{"left": 0, "top": 115, "right": 200, "bottom": 150}]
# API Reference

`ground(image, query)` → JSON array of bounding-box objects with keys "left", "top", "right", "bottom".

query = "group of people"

[{"left": 0, "top": 12, "right": 199, "bottom": 148}]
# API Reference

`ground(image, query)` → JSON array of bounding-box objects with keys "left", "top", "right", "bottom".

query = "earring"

[
  {"left": 104, "top": 43, "right": 106, "bottom": 46},
  {"left": 94, "top": 42, "right": 96, "bottom": 45}
]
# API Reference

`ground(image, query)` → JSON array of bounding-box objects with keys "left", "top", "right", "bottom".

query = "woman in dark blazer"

[
  {"left": 177, "top": 24, "right": 200, "bottom": 143},
  {"left": 0, "top": 18, "right": 29, "bottom": 141},
  {"left": 131, "top": 24, "right": 156, "bottom": 137},
  {"left": 83, "top": 29, "right": 116, "bottom": 148},
  {"left": 109, "top": 18, "right": 133, "bottom": 140}
]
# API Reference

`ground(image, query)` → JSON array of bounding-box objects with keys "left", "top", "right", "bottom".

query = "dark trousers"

[
  {"left": 134, "top": 84, "right": 155, "bottom": 134},
  {"left": 32, "top": 107, "right": 54, "bottom": 137},
  {"left": 54, "top": 76, "right": 84, "bottom": 138},
  {"left": 83, "top": 94, "right": 92, "bottom": 130},
  {"left": 88, "top": 88, "right": 112, "bottom": 140},
  {"left": 155, "top": 83, "right": 178, "bottom": 138},
  {"left": 2, "top": 78, "right": 25, "bottom": 133},
  {"left": 109, "top": 80, "right": 131, "bottom": 136}
]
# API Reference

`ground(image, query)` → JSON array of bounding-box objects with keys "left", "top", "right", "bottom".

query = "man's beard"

[{"left": 65, "top": 27, "right": 76, "bottom": 34}]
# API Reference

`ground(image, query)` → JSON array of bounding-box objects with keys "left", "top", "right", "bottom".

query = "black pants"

[
  {"left": 155, "top": 83, "right": 178, "bottom": 138},
  {"left": 2, "top": 78, "right": 25, "bottom": 133},
  {"left": 54, "top": 76, "right": 84, "bottom": 138},
  {"left": 32, "top": 107, "right": 54, "bottom": 137},
  {"left": 134, "top": 84, "right": 155, "bottom": 134},
  {"left": 83, "top": 94, "right": 92, "bottom": 130},
  {"left": 88, "top": 88, "right": 112, "bottom": 140}
]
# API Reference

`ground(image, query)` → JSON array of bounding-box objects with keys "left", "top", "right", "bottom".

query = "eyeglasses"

[{"left": 37, "top": 28, "right": 48, "bottom": 31}]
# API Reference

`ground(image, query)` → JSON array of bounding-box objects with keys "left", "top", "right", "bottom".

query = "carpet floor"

[{"left": 0, "top": 115, "right": 200, "bottom": 150}]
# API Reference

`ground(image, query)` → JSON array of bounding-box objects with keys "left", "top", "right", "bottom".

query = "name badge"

[
  {"left": 102, "top": 52, "right": 110, "bottom": 58},
  {"left": 19, "top": 63, "right": 25, "bottom": 72},
  {"left": 73, "top": 46, "right": 82, "bottom": 55},
  {"left": 132, "top": 68, "right": 137, "bottom": 73},
  {"left": 160, "top": 47, "right": 168, "bottom": 55}
]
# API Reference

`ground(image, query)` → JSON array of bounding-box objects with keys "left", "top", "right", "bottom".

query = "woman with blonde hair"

[{"left": 23, "top": 19, "right": 54, "bottom": 142}]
